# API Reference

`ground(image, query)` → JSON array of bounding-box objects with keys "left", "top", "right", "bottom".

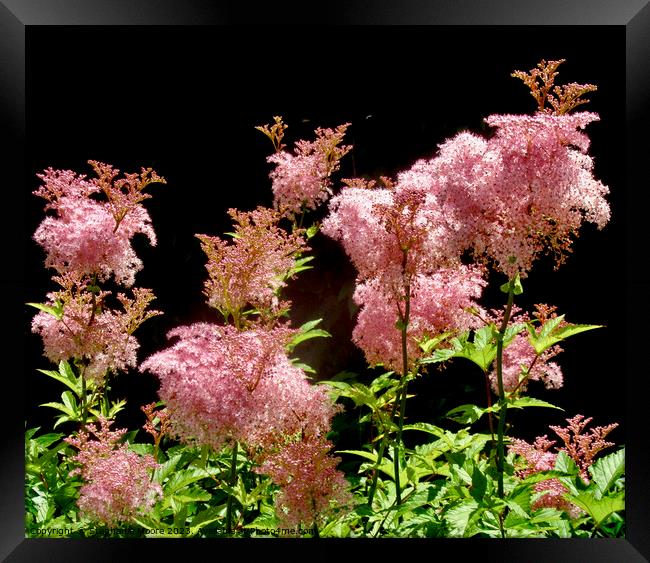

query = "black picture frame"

[{"left": 2, "top": 2, "right": 648, "bottom": 562}]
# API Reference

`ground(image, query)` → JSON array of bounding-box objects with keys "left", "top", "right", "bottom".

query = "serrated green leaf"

[
  {"left": 164, "top": 467, "right": 211, "bottom": 494},
  {"left": 503, "top": 322, "right": 527, "bottom": 346},
  {"left": 402, "top": 422, "right": 445, "bottom": 438},
  {"left": 590, "top": 448, "right": 625, "bottom": 498},
  {"left": 39, "top": 401, "right": 75, "bottom": 417},
  {"left": 507, "top": 397, "right": 564, "bottom": 411},
  {"left": 289, "top": 360, "right": 316, "bottom": 373},
  {"left": 445, "top": 499, "right": 482, "bottom": 537},
  {"left": 286, "top": 318, "right": 331, "bottom": 351},
  {"left": 153, "top": 453, "right": 183, "bottom": 484},
  {"left": 37, "top": 367, "right": 81, "bottom": 395},
  {"left": 528, "top": 316, "right": 602, "bottom": 354},
  {"left": 418, "top": 332, "right": 452, "bottom": 355},
  {"left": 445, "top": 404, "right": 487, "bottom": 425},
  {"left": 567, "top": 491, "right": 625, "bottom": 526},
  {"left": 172, "top": 486, "right": 211, "bottom": 504},
  {"left": 470, "top": 465, "right": 487, "bottom": 502},
  {"left": 554, "top": 451, "right": 579, "bottom": 476},
  {"left": 27, "top": 301, "right": 63, "bottom": 319},
  {"left": 190, "top": 507, "right": 225, "bottom": 536},
  {"left": 33, "top": 433, "right": 64, "bottom": 449}
]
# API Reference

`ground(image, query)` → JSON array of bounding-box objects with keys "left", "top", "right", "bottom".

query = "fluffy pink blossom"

[
  {"left": 509, "top": 415, "right": 619, "bottom": 517},
  {"left": 322, "top": 179, "right": 455, "bottom": 286},
  {"left": 509, "top": 435, "right": 581, "bottom": 518},
  {"left": 140, "top": 323, "right": 339, "bottom": 451},
  {"left": 267, "top": 123, "right": 351, "bottom": 217},
  {"left": 32, "top": 281, "right": 161, "bottom": 383},
  {"left": 65, "top": 417, "right": 161, "bottom": 527},
  {"left": 489, "top": 333, "right": 563, "bottom": 395},
  {"left": 411, "top": 112, "right": 610, "bottom": 278},
  {"left": 195, "top": 207, "right": 307, "bottom": 327},
  {"left": 352, "top": 266, "right": 486, "bottom": 373},
  {"left": 256, "top": 436, "right": 351, "bottom": 528},
  {"left": 33, "top": 163, "right": 163, "bottom": 287},
  {"left": 322, "top": 182, "right": 399, "bottom": 281}
]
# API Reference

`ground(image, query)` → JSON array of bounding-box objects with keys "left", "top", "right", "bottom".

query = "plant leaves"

[
  {"left": 527, "top": 316, "right": 602, "bottom": 354},
  {"left": 27, "top": 301, "right": 64, "bottom": 319},
  {"left": 589, "top": 448, "right": 625, "bottom": 498},
  {"left": 445, "top": 404, "right": 487, "bottom": 425},
  {"left": 567, "top": 492, "right": 625, "bottom": 527}
]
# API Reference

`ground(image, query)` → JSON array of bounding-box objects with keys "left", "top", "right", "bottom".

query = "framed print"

[{"left": 1, "top": 1, "right": 649, "bottom": 561}]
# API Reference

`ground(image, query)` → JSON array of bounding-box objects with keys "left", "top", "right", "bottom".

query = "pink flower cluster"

[
  {"left": 352, "top": 267, "right": 486, "bottom": 372},
  {"left": 488, "top": 304, "right": 564, "bottom": 395},
  {"left": 196, "top": 207, "right": 307, "bottom": 325},
  {"left": 322, "top": 179, "right": 454, "bottom": 286},
  {"left": 323, "top": 177, "right": 487, "bottom": 373},
  {"left": 65, "top": 417, "right": 162, "bottom": 527},
  {"left": 509, "top": 415, "right": 618, "bottom": 517},
  {"left": 267, "top": 123, "right": 351, "bottom": 217},
  {"left": 140, "top": 323, "right": 339, "bottom": 451},
  {"left": 256, "top": 436, "right": 352, "bottom": 528},
  {"left": 490, "top": 333, "right": 563, "bottom": 395},
  {"left": 399, "top": 111, "right": 609, "bottom": 278},
  {"left": 33, "top": 162, "right": 164, "bottom": 287},
  {"left": 32, "top": 278, "right": 161, "bottom": 383}
]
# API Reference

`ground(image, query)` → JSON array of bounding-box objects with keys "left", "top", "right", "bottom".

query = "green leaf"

[
  {"left": 39, "top": 401, "right": 75, "bottom": 418},
  {"left": 470, "top": 465, "right": 487, "bottom": 502},
  {"left": 27, "top": 301, "right": 63, "bottom": 319},
  {"left": 554, "top": 451, "right": 579, "bottom": 476},
  {"left": 503, "top": 322, "right": 527, "bottom": 346},
  {"left": 402, "top": 422, "right": 445, "bottom": 438},
  {"left": 306, "top": 224, "right": 319, "bottom": 239},
  {"left": 418, "top": 332, "right": 452, "bottom": 355},
  {"left": 337, "top": 449, "right": 378, "bottom": 464},
  {"left": 164, "top": 467, "right": 212, "bottom": 494},
  {"left": 37, "top": 361, "right": 82, "bottom": 396},
  {"left": 500, "top": 274, "right": 523, "bottom": 295},
  {"left": 190, "top": 507, "right": 225, "bottom": 536},
  {"left": 422, "top": 327, "right": 499, "bottom": 372},
  {"left": 507, "top": 397, "right": 564, "bottom": 411},
  {"left": 153, "top": 453, "right": 183, "bottom": 484},
  {"left": 590, "top": 448, "right": 625, "bottom": 498},
  {"left": 527, "top": 316, "right": 602, "bottom": 354},
  {"left": 172, "top": 486, "right": 211, "bottom": 504},
  {"left": 445, "top": 499, "right": 482, "bottom": 537},
  {"left": 286, "top": 318, "right": 331, "bottom": 351},
  {"left": 289, "top": 360, "right": 316, "bottom": 373},
  {"left": 567, "top": 491, "right": 625, "bottom": 527},
  {"left": 33, "top": 433, "right": 64, "bottom": 449},
  {"left": 445, "top": 404, "right": 487, "bottom": 425}
]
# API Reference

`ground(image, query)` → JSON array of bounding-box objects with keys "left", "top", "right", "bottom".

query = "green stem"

[
  {"left": 78, "top": 362, "right": 87, "bottom": 426},
  {"left": 393, "top": 278, "right": 411, "bottom": 512},
  {"left": 483, "top": 370, "right": 495, "bottom": 442},
  {"left": 225, "top": 442, "right": 238, "bottom": 535},
  {"left": 495, "top": 279, "right": 515, "bottom": 501}
]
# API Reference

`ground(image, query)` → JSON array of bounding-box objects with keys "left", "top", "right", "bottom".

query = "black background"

[{"left": 25, "top": 25, "right": 625, "bottom": 449}]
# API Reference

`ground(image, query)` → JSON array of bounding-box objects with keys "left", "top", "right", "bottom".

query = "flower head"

[
  {"left": 266, "top": 121, "right": 351, "bottom": 217},
  {"left": 352, "top": 266, "right": 486, "bottom": 373},
  {"left": 33, "top": 162, "right": 164, "bottom": 286},
  {"left": 196, "top": 206, "right": 307, "bottom": 326},
  {"left": 140, "top": 323, "right": 339, "bottom": 451},
  {"left": 256, "top": 436, "right": 351, "bottom": 528},
  {"left": 65, "top": 417, "right": 161, "bottom": 527},
  {"left": 509, "top": 415, "right": 619, "bottom": 517},
  {"left": 31, "top": 278, "right": 161, "bottom": 383}
]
